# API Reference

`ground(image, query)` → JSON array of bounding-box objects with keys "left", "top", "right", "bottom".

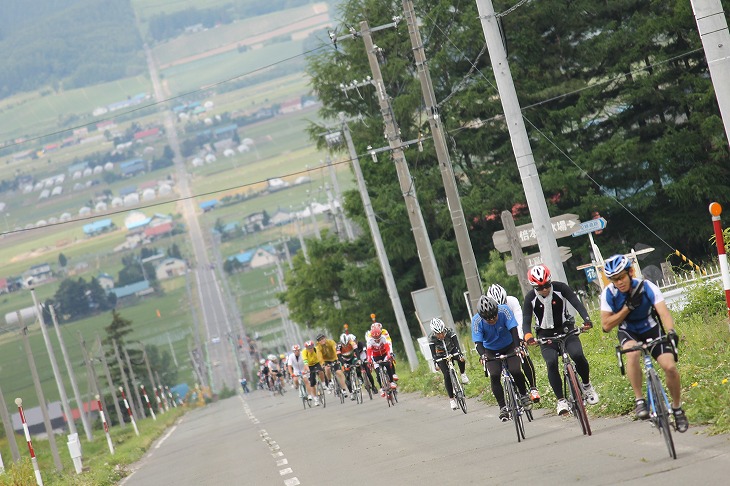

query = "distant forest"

[
  {"left": 0, "top": 0, "right": 324, "bottom": 100},
  {"left": 0, "top": 0, "right": 145, "bottom": 100}
]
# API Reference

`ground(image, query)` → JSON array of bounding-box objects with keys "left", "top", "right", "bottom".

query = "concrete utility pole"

[
  {"left": 113, "top": 340, "right": 137, "bottom": 420},
  {"left": 326, "top": 156, "right": 355, "bottom": 241},
  {"left": 19, "top": 314, "right": 63, "bottom": 472},
  {"left": 476, "top": 0, "right": 568, "bottom": 283},
  {"left": 691, "top": 0, "right": 730, "bottom": 149},
  {"left": 341, "top": 115, "right": 417, "bottom": 370},
  {"left": 293, "top": 215, "right": 310, "bottom": 264},
  {"left": 78, "top": 333, "right": 102, "bottom": 426},
  {"left": 122, "top": 346, "right": 146, "bottom": 419},
  {"left": 361, "top": 19, "right": 446, "bottom": 366},
  {"left": 0, "top": 384, "right": 21, "bottom": 463},
  {"left": 403, "top": 0, "right": 484, "bottom": 315},
  {"left": 96, "top": 334, "right": 125, "bottom": 427},
  {"left": 49, "top": 306, "right": 92, "bottom": 441},
  {"left": 29, "top": 289, "right": 77, "bottom": 439}
]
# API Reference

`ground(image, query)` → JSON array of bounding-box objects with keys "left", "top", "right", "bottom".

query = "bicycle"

[
  {"left": 616, "top": 334, "right": 678, "bottom": 459},
  {"left": 343, "top": 361, "right": 363, "bottom": 404},
  {"left": 324, "top": 362, "right": 346, "bottom": 404},
  {"left": 483, "top": 351, "right": 531, "bottom": 442},
  {"left": 536, "top": 327, "right": 591, "bottom": 436},
  {"left": 297, "top": 373, "right": 312, "bottom": 410},
  {"left": 360, "top": 362, "right": 375, "bottom": 400},
  {"left": 313, "top": 368, "right": 326, "bottom": 408},
  {"left": 375, "top": 359, "right": 398, "bottom": 407},
  {"left": 434, "top": 350, "right": 467, "bottom": 414},
  {"left": 273, "top": 374, "right": 285, "bottom": 396}
]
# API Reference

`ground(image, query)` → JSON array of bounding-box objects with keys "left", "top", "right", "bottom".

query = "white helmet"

[
  {"left": 267, "top": 354, "right": 276, "bottom": 361},
  {"left": 430, "top": 317, "right": 446, "bottom": 334},
  {"left": 340, "top": 333, "right": 356, "bottom": 345},
  {"left": 486, "top": 284, "right": 507, "bottom": 305}
]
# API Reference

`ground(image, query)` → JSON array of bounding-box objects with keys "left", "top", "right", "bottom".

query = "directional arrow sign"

[
  {"left": 505, "top": 247, "right": 572, "bottom": 276},
  {"left": 571, "top": 217, "right": 607, "bottom": 237},
  {"left": 493, "top": 214, "right": 581, "bottom": 252}
]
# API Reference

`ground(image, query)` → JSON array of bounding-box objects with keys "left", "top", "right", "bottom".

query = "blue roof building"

[
  {"left": 229, "top": 250, "right": 254, "bottom": 265},
  {"left": 83, "top": 219, "right": 114, "bottom": 236},
  {"left": 199, "top": 200, "right": 218, "bottom": 211},
  {"left": 108, "top": 280, "right": 151, "bottom": 299}
]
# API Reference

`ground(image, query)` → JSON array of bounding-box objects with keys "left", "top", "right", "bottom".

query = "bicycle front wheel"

[
  {"left": 449, "top": 368, "right": 467, "bottom": 414},
  {"left": 318, "top": 381, "right": 326, "bottom": 408},
  {"left": 648, "top": 370, "right": 676, "bottom": 459},
  {"left": 503, "top": 374, "right": 525, "bottom": 442},
  {"left": 566, "top": 364, "right": 591, "bottom": 436}
]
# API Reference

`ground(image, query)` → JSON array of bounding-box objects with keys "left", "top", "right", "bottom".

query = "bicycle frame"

[
  {"left": 434, "top": 348, "right": 467, "bottom": 414},
  {"left": 616, "top": 334, "right": 677, "bottom": 459},
  {"left": 484, "top": 351, "right": 528, "bottom": 441},
  {"left": 537, "top": 328, "right": 591, "bottom": 436}
]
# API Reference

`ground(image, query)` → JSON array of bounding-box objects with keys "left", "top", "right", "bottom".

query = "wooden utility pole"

[{"left": 96, "top": 334, "right": 125, "bottom": 427}]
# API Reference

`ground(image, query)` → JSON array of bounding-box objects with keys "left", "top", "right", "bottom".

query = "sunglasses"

[
  {"left": 535, "top": 283, "right": 551, "bottom": 291},
  {"left": 609, "top": 272, "right": 629, "bottom": 283}
]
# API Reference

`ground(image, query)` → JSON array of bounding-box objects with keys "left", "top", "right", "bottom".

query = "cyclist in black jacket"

[
  {"left": 522, "top": 264, "right": 599, "bottom": 416},
  {"left": 428, "top": 317, "right": 469, "bottom": 410}
]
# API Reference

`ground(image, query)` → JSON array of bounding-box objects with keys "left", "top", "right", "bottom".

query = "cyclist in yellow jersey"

[
  {"left": 316, "top": 333, "right": 349, "bottom": 396},
  {"left": 301, "top": 340, "right": 323, "bottom": 405}
]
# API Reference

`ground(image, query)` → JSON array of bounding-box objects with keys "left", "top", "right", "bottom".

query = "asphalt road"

[{"left": 121, "top": 388, "right": 730, "bottom": 486}]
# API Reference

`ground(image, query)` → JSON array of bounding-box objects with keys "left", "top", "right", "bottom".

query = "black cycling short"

[{"left": 618, "top": 325, "right": 673, "bottom": 360}]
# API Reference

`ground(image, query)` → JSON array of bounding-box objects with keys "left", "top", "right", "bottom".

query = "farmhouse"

[
  {"left": 83, "top": 218, "right": 114, "bottom": 237},
  {"left": 155, "top": 258, "right": 187, "bottom": 280}
]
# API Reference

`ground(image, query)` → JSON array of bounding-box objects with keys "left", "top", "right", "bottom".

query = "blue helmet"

[{"left": 604, "top": 254, "right": 631, "bottom": 277}]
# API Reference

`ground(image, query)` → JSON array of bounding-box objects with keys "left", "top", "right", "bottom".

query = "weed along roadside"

[
  {"left": 397, "top": 282, "right": 730, "bottom": 436},
  {"left": 0, "top": 403, "right": 188, "bottom": 485}
]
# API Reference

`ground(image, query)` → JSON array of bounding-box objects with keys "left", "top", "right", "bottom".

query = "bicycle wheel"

[
  {"left": 318, "top": 380, "right": 326, "bottom": 408},
  {"left": 648, "top": 370, "right": 676, "bottom": 459},
  {"left": 566, "top": 364, "right": 592, "bottom": 436},
  {"left": 449, "top": 368, "right": 467, "bottom": 414},
  {"left": 503, "top": 373, "right": 524, "bottom": 442},
  {"left": 363, "top": 372, "right": 374, "bottom": 400}
]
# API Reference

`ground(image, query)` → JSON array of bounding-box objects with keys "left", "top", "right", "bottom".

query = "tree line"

[{"left": 280, "top": 0, "right": 730, "bottom": 345}]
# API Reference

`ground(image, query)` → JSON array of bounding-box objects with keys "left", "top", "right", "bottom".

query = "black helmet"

[
  {"left": 477, "top": 295, "right": 499, "bottom": 320},
  {"left": 315, "top": 333, "right": 326, "bottom": 341}
]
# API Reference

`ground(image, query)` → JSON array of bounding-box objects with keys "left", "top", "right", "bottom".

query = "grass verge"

[{"left": 0, "top": 407, "right": 186, "bottom": 485}]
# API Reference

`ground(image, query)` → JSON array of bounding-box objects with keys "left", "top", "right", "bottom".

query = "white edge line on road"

[{"left": 155, "top": 424, "right": 178, "bottom": 449}]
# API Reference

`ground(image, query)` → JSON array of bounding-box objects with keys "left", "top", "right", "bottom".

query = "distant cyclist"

[
  {"left": 337, "top": 331, "right": 361, "bottom": 400},
  {"left": 428, "top": 317, "right": 468, "bottom": 410},
  {"left": 600, "top": 254, "right": 688, "bottom": 432},
  {"left": 472, "top": 295, "right": 532, "bottom": 422},
  {"left": 301, "top": 340, "right": 323, "bottom": 406},
  {"left": 522, "top": 264, "right": 598, "bottom": 416},
  {"left": 316, "top": 333, "right": 349, "bottom": 397},
  {"left": 487, "top": 283, "right": 540, "bottom": 403},
  {"left": 287, "top": 344, "right": 313, "bottom": 402},
  {"left": 367, "top": 322, "right": 398, "bottom": 397}
]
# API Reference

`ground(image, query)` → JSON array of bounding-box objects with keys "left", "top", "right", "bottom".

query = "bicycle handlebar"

[
  {"left": 536, "top": 327, "right": 583, "bottom": 345},
  {"left": 616, "top": 334, "right": 673, "bottom": 355},
  {"left": 434, "top": 352, "right": 463, "bottom": 363}
]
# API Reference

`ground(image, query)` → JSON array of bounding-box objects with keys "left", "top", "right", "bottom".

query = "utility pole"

[
  {"left": 476, "top": 0, "right": 568, "bottom": 283},
  {"left": 96, "top": 334, "right": 125, "bottom": 427},
  {"left": 326, "top": 156, "right": 355, "bottom": 241},
  {"left": 403, "top": 0, "right": 484, "bottom": 314},
  {"left": 292, "top": 214, "right": 309, "bottom": 264},
  {"left": 113, "top": 340, "right": 137, "bottom": 420},
  {"left": 29, "top": 289, "right": 77, "bottom": 438},
  {"left": 361, "top": 20, "right": 455, "bottom": 334},
  {"left": 185, "top": 270, "right": 209, "bottom": 388},
  {"left": 0, "top": 384, "right": 21, "bottom": 463},
  {"left": 122, "top": 346, "right": 146, "bottom": 418},
  {"left": 49, "top": 306, "right": 92, "bottom": 441},
  {"left": 78, "top": 333, "right": 102, "bottom": 426},
  {"left": 340, "top": 115, "right": 417, "bottom": 370},
  {"left": 19, "top": 313, "right": 63, "bottom": 472},
  {"left": 691, "top": 0, "right": 730, "bottom": 149}
]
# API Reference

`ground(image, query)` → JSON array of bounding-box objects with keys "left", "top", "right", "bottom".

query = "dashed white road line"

[{"left": 240, "top": 395, "right": 301, "bottom": 484}]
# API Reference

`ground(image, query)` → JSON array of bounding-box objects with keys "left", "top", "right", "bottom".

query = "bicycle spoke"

[{"left": 648, "top": 371, "right": 676, "bottom": 459}]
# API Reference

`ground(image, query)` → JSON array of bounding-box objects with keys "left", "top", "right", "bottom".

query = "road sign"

[
  {"left": 493, "top": 214, "right": 581, "bottom": 252},
  {"left": 571, "top": 217, "right": 607, "bottom": 237},
  {"left": 505, "top": 247, "right": 573, "bottom": 276}
]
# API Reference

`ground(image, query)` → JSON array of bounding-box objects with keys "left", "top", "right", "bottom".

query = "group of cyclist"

[
  {"left": 267, "top": 319, "right": 399, "bottom": 406},
  {"left": 428, "top": 257, "right": 688, "bottom": 433},
  {"left": 257, "top": 255, "right": 689, "bottom": 433}
]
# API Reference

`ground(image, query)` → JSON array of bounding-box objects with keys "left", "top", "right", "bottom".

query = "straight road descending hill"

[{"left": 123, "top": 391, "right": 730, "bottom": 485}]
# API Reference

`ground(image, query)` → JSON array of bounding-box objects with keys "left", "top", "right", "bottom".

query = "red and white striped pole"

[
  {"left": 166, "top": 386, "right": 177, "bottom": 408},
  {"left": 709, "top": 202, "right": 730, "bottom": 329},
  {"left": 153, "top": 386, "right": 164, "bottom": 414},
  {"left": 119, "top": 387, "right": 139, "bottom": 436},
  {"left": 95, "top": 394, "right": 114, "bottom": 454},
  {"left": 159, "top": 385, "right": 170, "bottom": 412},
  {"left": 140, "top": 385, "right": 156, "bottom": 421},
  {"left": 15, "top": 398, "right": 43, "bottom": 486}
]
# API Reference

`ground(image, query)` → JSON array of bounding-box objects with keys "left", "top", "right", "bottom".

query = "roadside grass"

[
  {"left": 398, "top": 286, "right": 730, "bottom": 435},
  {"left": 0, "top": 406, "right": 186, "bottom": 485}
]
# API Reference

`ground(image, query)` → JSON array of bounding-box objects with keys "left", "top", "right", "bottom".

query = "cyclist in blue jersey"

[
  {"left": 472, "top": 295, "right": 532, "bottom": 422},
  {"left": 600, "top": 254, "right": 688, "bottom": 432}
]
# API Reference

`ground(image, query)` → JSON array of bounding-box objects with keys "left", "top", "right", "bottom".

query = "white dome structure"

[
  {"left": 23, "top": 184, "right": 33, "bottom": 194},
  {"left": 158, "top": 184, "right": 172, "bottom": 196},
  {"left": 82, "top": 168, "right": 92, "bottom": 177},
  {"left": 95, "top": 201, "right": 108, "bottom": 212},
  {"left": 205, "top": 154, "right": 217, "bottom": 163},
  {"left": 34, "top": 182, "right": 44, "bottom": 191},
  {"left": 203, "top": 117, "right": 213, "bottom": 125},
  {"left": 51, "top": 186, "right": 63, "bottom": 196},
  {"left": 59, "top": 212, "right": 72, "bottom": 222},
  {"left": 237, "top": 144, "right": 250, "bottom": 153},
  {"left": 111, "top": 197, "right": 123, "bottom": 208},
  {"left": 79, "top": 206, "right": 91, "bottom": 216},
  {"left": 142, "top": 188, "right": 156, "bottom": 201},
  {"left": 72, "top": 171, "right": 82, "bottom": 180},
  {"left": 44, "top": 179, "right": 54, "bottom": 188},
  {"left": 223, "top": 149, "right": 236, "bottom": 157},
  {"left": 73, "top": 183, "right": 84, "bottom": 191},
  {"left": 123, "top": 193, "right": 140, "bottom": 206},
  {"left": 192, "top": 157, "right": 204, "bottom": 167},
  {"left": 55, "top": 174, "right": 65, "bottom": 184},
  {"left": 39, "top": 189, "right": 50, "bottom": 200},
  {"left": 104, "top": 162, "right": 114, "bottom": 171},
  {"left": 35, "top": 220, "right": 47, "bottom": 227},
  {"left": 48, "top": 217, "right": 58, "bottom": 224},
  {"left": 93, "top": 165, "right": 103, "bottom": 174},
  {"left": 242, "top": 138, "right": 254, "bottom": 146}
]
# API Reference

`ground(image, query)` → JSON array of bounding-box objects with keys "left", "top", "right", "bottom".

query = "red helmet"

[
  {"left": 370, "top": 322, "right": 382, "bottom": 339},
  {"left": 291, "top": 344, "right": 300, "bottom": 352},
  {"left": 304, "top": 340, "right": 314, "bottom": 348},
  {"left": 527, "top": 264, "right": 552, "bottom": 287}
]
